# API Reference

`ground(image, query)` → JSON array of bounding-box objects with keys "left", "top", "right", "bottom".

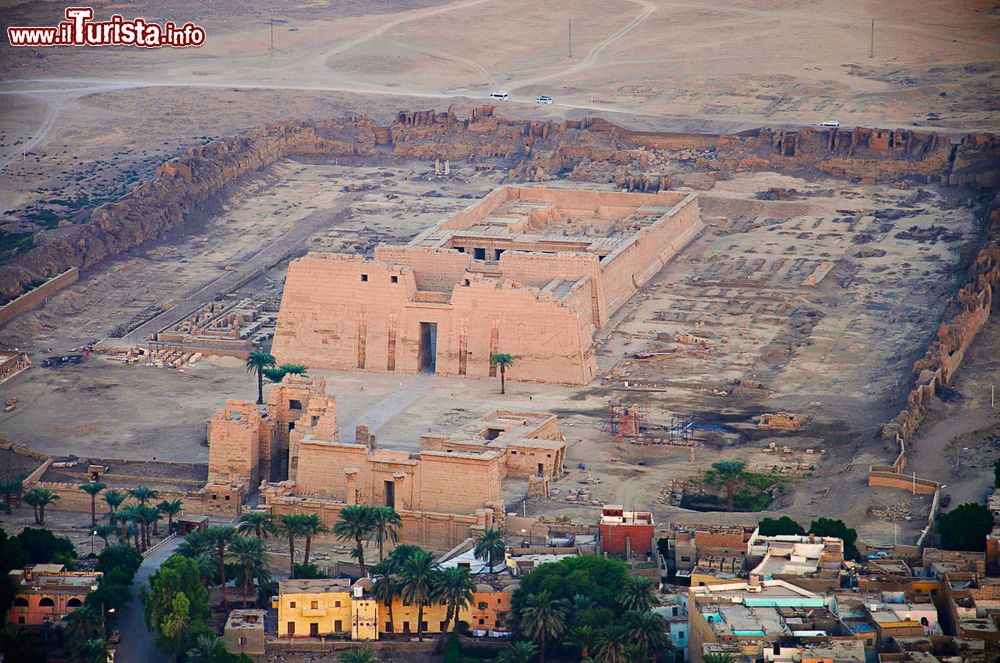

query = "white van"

[
  {"left": 819, "top": 120, "right": 840, "bottom": 128},
  {"left": 489, "top": 92, "right": 509, "bottom": 101}
]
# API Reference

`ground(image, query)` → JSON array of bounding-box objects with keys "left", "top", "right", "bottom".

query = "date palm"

[
  {"left": 237, "top": 510, "right": 273, "bottom": 540},
  {"left": 128, "top": 484, "right": 158, "bottom": 506},
  {"left": 205, "top": 526, "right": 236, "bottom": 610},
  {"left": 74, "top": 638, "right": 110, "bottom": 663},
  {"left": 595, "top": 625, "right": 628, "bottom": 663},
  {"left": 564, "top": 625, "right": 598, "bottom": 662},
  {"left": 228, "top": 535, "right": 268, "bottom": 608},
  {"left": 617, "top": 577, "right": 657, "bottom": 612},
  {"left": 102, "top": 490, "right": 126, "bottom": 526},
  {"left": 521, "top": 590, "right": 569, "bottom": 663},
  {"left": 277, "top": 513, "right": 310, "bottom": 578},
  {"left": 368, "top": 506, "right": 402, "bottom": 563},
  {"left": 473, "top": 527, "right": 506, "bottom": 573},
  {"left": 371, "top": 573, "right": 399, "bottom": 634},
  {"left": 622, "top": 610, "right": 671, "bottom": 661},
  {"left": 0, "top": 478, "right": 22, "bottom": 515},
  {"left": 399, "top": 550, "right": 438, "bottom": 641},
  {"left": 500, "top": 640, "right": 540, "bottom": 663},
  {"left": 333, "top": 505, "right": 373, "bottom": 577},
  {"left": 186, "top": 633, "right": 225, "bottom": 663},
  {"left": 490, "top": 353, "right": 515, "bottom": 395},
  {"left": 23, "top": 487, "right": 60, "bottom": 525},
  {"left": 246, "top": 350, "right": 276, "bottom": 404},
  {"left": 79, "top": 481, "right": 107, "bottom": 528},
  {"left": 64, "top": 604, "right": 103, "bottom": 642},
  {"left": 338, "top": 650, "right": 377, "bottom": 663},
  {"left": 300, "top": 513, "right": 328, "bottom": 568},
  {"left": 434, "top": 566, "right": 475, "bottom": 643},
  {"left": 156, "top": 499, "right": 183, "bottom": 534},
  {"left": 280, "top": 363, "right": 308, "bottom": 376},
  {"left": 703, "top": 653, "right": 735, "bottom": 663},
  {"left": 711, "top": 460, "right": 746, "bottom": 512},
  {"left": 94, "top": 524, "right": 116, "bottom": 549}
]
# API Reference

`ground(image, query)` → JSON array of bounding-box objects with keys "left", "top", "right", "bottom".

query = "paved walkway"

[
  {"left": 115, "top": 537, "right": 183, "bottom": 663},
  {"left": 339, "top": 372, "right": 433, "bottom": 443}
]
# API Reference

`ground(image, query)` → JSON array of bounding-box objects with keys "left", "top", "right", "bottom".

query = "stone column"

[{"left": 345, "top": 468, "right": 359, "bottom": 505}]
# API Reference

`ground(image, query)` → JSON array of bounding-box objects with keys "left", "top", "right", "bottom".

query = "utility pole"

[
  {"left": 568, "top": 20, "right": 573, "bottom": 59},
  {"left": 869, "top": 18, "right": 874, "bottom": 58}
]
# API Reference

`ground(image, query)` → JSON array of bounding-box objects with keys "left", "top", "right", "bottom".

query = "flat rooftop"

[
  {"left": 411, "top": 186, "right": 695, "bottom": 259},
  {"left": 280, "top": 578, "right": 351, "bottom": 594}
]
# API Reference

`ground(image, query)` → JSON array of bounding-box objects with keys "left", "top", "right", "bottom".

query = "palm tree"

[
  {"left": 277, "top": 513, "right": 310, "bottom": 578},
  {"left": 521, "top": 590, "right": 569, "bottom": 663},
  {"left": 338, "top": 650, "right": 377, "bottom": 663},
  {"left": 109, "top": 509, "right": 130, "bottom": 544},
  {"left": 186, "top": 633, "right": 225, "bottom": 662},
  {"left": 103, "top": 490, "right": 126, "bottom": 526},
  {"left": 473, "top": 528, "right": 506, "bottom": 573},
  {"left": 64, "top": 604, "right": 103, "bottom": 642},
  {"left": 94, "top": 524, "right": 116, "bottom": 549},
  {"left": 193, "top": 553, "right": 217, "bottom": 587},
  {"left": 0, "top": 626, "right": 37, "bottom": 662},
  {"left": 156, "top": 499, "right": 183, "bottom": 534},
  {"left": 434, "top": 566, "right": 475, "bottom": 642},
  {"left": 570, "top": 593, "right": 594, "bottom": 612},
  {"left": 500, "top": 641, "right": 540, "bottom": 663},
  {"left": 79, "top": 481, "right": 107, "bottom": 528},
  {"left": 206, "top": 525, "right": 236, "bottom": 610},
  {"left": 399, "top": 550, "right": 438, "bottom": 641},
  {"left": 23, "top": 487, "right": 60, "bottom": 525},
  {"left": 73, "top": 638, "right": 110, "bottom": 663},
  {"left": 564, "top": 625, "right": 598, "bottom": 662},
  {"left": 177, "top": 529, "right": 214, "bottom": 558},
  {"left": 369, "top": 507, "right": 402, "bottom": 563},
  {"left": 118, "top": 505, "right": 143, "bottom": 549},
  {"left": 490, "top": 353, "right": 515, "bottom": 395},
  {"left": 0, "top": 478, "right": 22, "bottom": 514},
  {"left": 300, "top": 513, "right": 328, "bottom": 567},
  {"left": 229, "top": 535, "right": 268, "bottom": 608},
  {"left": 280, "top": 363, "right": 308, "bottom": 377},
  {"left": 595, "top": 625, "right": 628, "bottom": 663},
  {"left": 246, "top": 350, "right": 276, "bottom": 404},
  {"left": 621, "top": 610, "right": 670, "bottom": 661},
  {"left": 128, "top": 484, "right": 158, "bottom": 506},
  {"left": 371, "top": 573, "right": 399, "bottom": 634},
  {"left": 711, "top": 460, "right": 746, "bottom": 512},
  {"left": 238, "top": 510, "right": 273, "bottom": 540},
  {"left": 702, "top": 653, "right": 735, "bottom": 663},
  {"left": 334, "top": 505, "right": 374, "bottom": 577},
  {"left": 262, "top": 366, "right": 287, "bottom": 383},
  {"left": 617, "top": 577, "right": 657, "bottom": 612},
  {"left": 143, "top": 504, "right": 162, "bottom": 544}
]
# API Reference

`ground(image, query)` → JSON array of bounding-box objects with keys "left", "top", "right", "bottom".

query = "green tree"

[
  {"left": 300, "top": 513, "right": 328, "bottom": 568},
  {"left": 157, "top": 499, "right": 183, "bottom": 534},
  {"left": 594, "top": 625, "right": 627, "bottom": 663},
  {"left": 368, "top": 507, "right": 402, "bottom": 563},
  {"left": 205, "top": 526, "right": 236, "bottom": 610},
  {"left": 564, "top": 625, "right": 598, "bottom": 662},
  {"left": 500, "top": 641, "right": 540, "bottom": 663},
  {"left": 616, "top": 577, "right": 657, "bottom": 612},
  {"left": 64, "top": 603, "right": 104, "bottom": 643},
  {"left": 435, "top": 566, "right": 475, "bottom": 641},
  {"left": 995, "top": 458, "right": 1000, "bottom": 489},
  {"left": 141, "top": 555, "right": 212, "bottom": 657},
  {"left": 399, "top": 550, "right": 438, "bottom": 641},
  {"left": 229, "top": 535, "right": 269, "bottom": 608},
  {"left": 939, "top": 503, "right": 994, "bottom": 552},
  {"left": 102, "top": 490, "right": 126, "bottom": 526},
  {"left": 277, "top": 513, "right": 310, "bottom": 578},
  {"left": 0, "top": 625, "right": 44, "bottom": 663},
  {"left": 622, "top": 610, "right": 671, "bottom": 661},
  {"left": 334, "top": 505, "right": 373, "bottom": 577},
  {"left": 94, "top": 524, "right": 116, "bottom": 549},
  {"left": 758, "top": 516, "right": 805, "bottom": 536},
  {"left": 79, "top": 481, "right": 107, "bottom": 528},
  {"left": 128, "top": 484, "right": 159, "bottom": 505},
  {"left": 372, "top": 572, "right": 399, "bottom": 634},
  {"left": 237, "top": 510, "right": 273, "bottom": 541},
  {"left": 73, "top": 637, "right": 110, "bottom": 663},
  {"left": 0, "top": 529, "right": 25, "bottom": 623},
  {"left": 280, "top": 363, "right": 308, "bottom": 376},
  {"left": 22, "top": 487, "right": 60, "bottom": 525},
  {"left": 246, "top": 350, "right": 276, "bottom": 404},
  {"left": 262, "top": 366, "right": 287, "bottom": 383},
  {"left": 710, "top": 461, "right": 746, "bottom": 512},
  {"left": 0, "top": 478, "right": 22, "bottom": 515},
  {"left": 703, "top": 653, "right": 734, "bottom": 663},
  {"left": 186, "top": 632, "right": 225, "bottom": 662},
  {"left": 511, "top": 556, "right": 629, "bottom": 625},
  {"left": 490, "top": 353, "right": 515, "bottom": 395},
  {"left": 474, "top": 527, "right": 506, "bottom": 573},
  {"left": 521, "top": 590, "right": 569, "bottom": 663},
  {"left": 338, "top": 650, "right": 377, "bottom": 663},
  {"left": 17, "top": 527, "right": 76, "bottom": 565},
  {"left": 96, "top": 544, "right": 142, "bottom": 581},
  {"left": 808, "top": 517, "right": 861, "bottom": 561}
]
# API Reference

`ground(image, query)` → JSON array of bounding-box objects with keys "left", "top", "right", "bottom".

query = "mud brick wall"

[
  {"left": 0, "top": 268, "right": 78, "bottom": 325},
  {"left": 207, "top": 400, "right": 263, "bottom": 487}
]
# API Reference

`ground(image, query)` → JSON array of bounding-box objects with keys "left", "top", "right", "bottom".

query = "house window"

[
  {"left": 310, "top": 623, "right": 319, "bottom": 637},
  {"left": 289, "top": 399, "right": 302, "bottom": 410},
  {"left": 385, "top": 622, "right": 393, "bottom": 632},
  {"left": 334, "top": 620, "right": 343, "bottom": 632},
  {"left": 479, "top": 618, "right": 485, "bottom": 625},
  {"left": 17, "top": 617, "right": 24, "bottom": 624},
  {"left": 311, "top": 600, "right": 318, "bottom": 609},
  {"left": 391, "top": 275, "right": 398, "bottom": 283},
  {"left": 39, "top": 598, "right": 55, "bottom": 607},
  {"left": 478, "top": 602, "right": 488, "bottom": 610},
  {"left": 511, "top": 450, "right": 517, "bottom": 455},
  {"left": 289, "top": 601, "right": 296, "bottom": 608},
  {"left": 420, "top": 621, "right": 428, "bottom": 631},
  {"left": 225, "top": 495, "right": 230, "bottom": 501},
  {"left": 361, "top": 274, "right": 368, "bottom": 282},
  {"left": 287, "top": 622, "right": 295, "bottom": 635},
  {"left": 440, "top": 620, "right": 448, "bottom": 631}
]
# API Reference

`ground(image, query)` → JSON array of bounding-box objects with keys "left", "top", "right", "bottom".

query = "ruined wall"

[
  {"left": 207, "top": 400, "right": 265, "bottom": 487},
  {"left": 0, "top": 268, "right": 78, "bottom": 324}
]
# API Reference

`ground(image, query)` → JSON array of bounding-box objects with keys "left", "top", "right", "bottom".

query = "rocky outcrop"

[{"left": 0, "top": 119, "right": 376, "bottom": 301}]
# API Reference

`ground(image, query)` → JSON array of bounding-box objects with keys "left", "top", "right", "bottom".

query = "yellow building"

[{"left": 276, "top": 577, "right": 514, "bottom": 641}]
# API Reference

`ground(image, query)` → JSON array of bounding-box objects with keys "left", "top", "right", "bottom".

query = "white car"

[
  {"left": 489, "top": 91, "right": 509, "bottom": 101},
  {"left": 819, "top": 120, "right": 840, "bottom": 128},
  {"left": 536, "top": 95, "right": 553, "bottom": 104}
]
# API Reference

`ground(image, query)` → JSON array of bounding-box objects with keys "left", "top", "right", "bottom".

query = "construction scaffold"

[{"left": 602, "top": 401, "right": 698, "bottom": 447}]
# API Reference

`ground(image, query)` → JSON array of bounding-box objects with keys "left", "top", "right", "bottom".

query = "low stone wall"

[
  {"left": 0, "top": 267, "right": 78, "bottom": 327},
  {"left": 264, "top": 638, "right": 436, "bottom": 654}
]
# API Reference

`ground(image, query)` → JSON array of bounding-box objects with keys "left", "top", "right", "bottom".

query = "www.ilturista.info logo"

[{"left": 7, "top": 7, "right": 206, "bottom": 48}]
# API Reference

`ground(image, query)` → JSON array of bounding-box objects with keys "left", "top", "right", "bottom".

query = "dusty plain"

[{"left": 0, "top": 0, "right": 998, "bottom": 554}]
